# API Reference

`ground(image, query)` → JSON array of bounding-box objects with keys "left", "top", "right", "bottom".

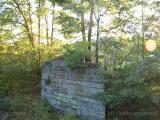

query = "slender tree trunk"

[
  {"left": 86, "top": 0, "right": 94, "bottom": 62},
  {"left": 96, "top": 18, "right": 100, "bottom": 63},
  {"left": 113, "top": 11, "right": 122, "bottom": 68},
  {"left": 103, "top": 47, "right": 107, "bottom": 71},
  {"left": 113, "top": 32, "right": 122, "bottom": 68},
  {"left": 51, "top": 6, "right": 55, "bottom": 45},
  {"left": 81, "top": 0, "right": 86, "bottom": 41},
  {"left": 37, "top": 0, "right": 41, "bottom": 72},
  {"left": 38, "top": 19, "right": 40, "bottom": 44},
  {"left": 137, "top": 35, "right": 140, "bottom": 61},
  {"left": 45, "top": 15, "right": 49, "bottom": 45},
  {"left": 141, "top": 0, "right": 145, "bottom": 59},
  {"left": 88, "top": 0, "right": 94, "bottom": 51},
  {"left": 27, "top": 0, "right": 33, "bottom": 41},
  {"left": 95, "top": 1, "right": 100, "bottom": 64}
]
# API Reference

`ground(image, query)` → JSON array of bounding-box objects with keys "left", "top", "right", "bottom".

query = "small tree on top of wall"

[{"left": 63, "top": 41, "right": 91, "bottom": 69}]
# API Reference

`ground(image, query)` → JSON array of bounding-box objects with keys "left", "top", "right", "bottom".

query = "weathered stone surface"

[{"left": 41, "top": 58, "right": 105, "bottom": 120}]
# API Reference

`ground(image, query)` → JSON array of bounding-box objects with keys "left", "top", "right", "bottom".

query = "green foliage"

[
  {"left": 50, "top": 0, "right": 68, "bottom": 5},
  {"left": 0, "top": 72, "right": 22, "bottom": 95},
  {"left": 31, "top": 97, "right": 54, "bottom": 120},
  {"left": 0, "top": 92, "right": 10, "bottom": 111},
  {"left": 97, "top": 56, "right": 160, "bottom": 114},
  {"left": 58, "top": 12, "right": 81, "bottom": 38},
  {"left": 41, "top": 41, "right": 65, "bottom": 61},
  {"left": 9, "top": 94, "right": 30, "bottom": 112},
  {"left": 4, "top": 95, "right": 61, "bottom": 119},
  {"left": 3, "top": 95, "right": 81, "bottom": 120},
  {"left": 64, "top": 41, "right": 91, "bottom": 69}
]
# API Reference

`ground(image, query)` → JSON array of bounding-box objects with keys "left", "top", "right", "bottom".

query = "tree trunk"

[
  {"left": 137, "top": 34, "right": 140, "bottom": 61},
  {"left": 37, "top": 0, "right": 41, "bottom": 72},
  {"left": 103, "top": 47, "right": 107, "bottom": 71},
  {"left": 113, "top": 11, "right": 122, "bottom": 68},
  {"left": 81, "top": 0, "right": 86, "bottom": 41},
  {"left": 96, "top": 18, "right": 100, "bottom": 63},
  {"left": 88, "top": 0, "right": 94, "bottom": 51},
  {"left": 38, "top": 20, "right": 40, "bottom": 42},
  {"left": 45, "top": 15, "right": 49, "bottom": 45},
  {"left": 27, "top": 0, "right": 33, "bottom": 41},
  {"left": 141, "top": 0, "right": 145, "bottom": 59},
  {"left": 51, "top": 6, "right": 55, "bottom": 45},
  {"left": 87, "top": 0, "right": 94, "bottom": 62}
]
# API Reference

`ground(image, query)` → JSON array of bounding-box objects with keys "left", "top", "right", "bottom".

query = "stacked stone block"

[{"left": 41, "top": 58, "right": 105, "bottom": 120}]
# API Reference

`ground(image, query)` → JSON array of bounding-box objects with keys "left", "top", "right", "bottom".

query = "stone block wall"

[{"left": 41, "top": 58, "right": 105, "bottom": 120}]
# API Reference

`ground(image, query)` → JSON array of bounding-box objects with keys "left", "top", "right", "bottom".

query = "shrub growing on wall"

[{"left": 64, "top": 41, "right": 91, "bottom": 69}]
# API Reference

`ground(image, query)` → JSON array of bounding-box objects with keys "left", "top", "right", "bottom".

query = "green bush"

[
  {"left": 31, "top": 97, "right": 54, "bottom": 120},
  {"left": 9, "top": 94, "right": 30, "bottom": 112},
  {"left": 0, "top": 92, "right": 11, "bottom": 111},
  {"left": 97, "top": 56, "right": 160, "bottom": 118},
  {"left": 64, "top": 41, "right": 91, "bottom": 69}
]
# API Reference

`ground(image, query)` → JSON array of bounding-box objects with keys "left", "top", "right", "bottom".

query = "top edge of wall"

[{"left": 42, "top": 56, "right": 100, "bottom": 69}]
